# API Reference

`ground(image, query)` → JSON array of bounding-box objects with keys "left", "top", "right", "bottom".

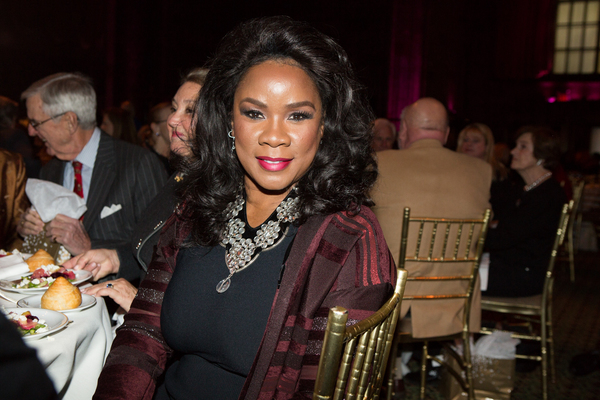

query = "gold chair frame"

[
  {"left": 313, "top": 268, "right": 408, "bottom": 400},
  {"left": 479, "top": 202, "right": 570, "bottom": 400},
  {"left": 564, "top": 181, "right": 584, "bottom": 282},
  {"left": 387, "top": 207, "right": 491, "bottom": 400}
]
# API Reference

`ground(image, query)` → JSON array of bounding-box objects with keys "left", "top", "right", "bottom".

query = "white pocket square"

[{"left": 100, "top": 204, "right": 122, "bottom": 219}]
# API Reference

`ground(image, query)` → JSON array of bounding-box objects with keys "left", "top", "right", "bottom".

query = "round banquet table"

[{"left": 0, "top": 288, "right": 113, "bottom": 399}]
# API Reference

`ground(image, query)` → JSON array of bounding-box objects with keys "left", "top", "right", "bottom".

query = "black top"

[
  {"left": 149, "top": 146, "right": 174, "bottom": 176},
  {"left": 485, "top": 176, "right": 566, "bottom": 297},
  {"left": 155, "top": 223, "right": 297, "bottom": 399},
  {"left": 115, "top": 173, "right": 182, "bottom": 284}
]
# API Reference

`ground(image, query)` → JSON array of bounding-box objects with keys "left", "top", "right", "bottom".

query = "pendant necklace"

[{"left": 216, "top": 191, "right": 299, "bottom": 293}]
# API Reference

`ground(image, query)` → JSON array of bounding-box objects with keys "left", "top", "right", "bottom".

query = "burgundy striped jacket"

[{"left": 94, "top": 206, "right": 395, "bottom": 400}]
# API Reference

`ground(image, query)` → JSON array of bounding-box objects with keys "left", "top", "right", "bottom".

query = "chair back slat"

[
  {"left": 452, "top": 222, "right": 462, "bottom": 260},
  {"left": 333, "top": 339, "right": 356, "bottom": 400},
  {"left": 344, "top": 334, "right": 367, "bottom": 399},
  {"left": 465, "top": 222, "right": 476, "bottom": 260},
  {"left": 413, "top": 221, "right": 425, "bottom": 260},
  {"left": 313, "top": 269, "right": 408, "bottom": 400},
  {"left": 428, "top": 221, "right": 438, "bottom": 260}
]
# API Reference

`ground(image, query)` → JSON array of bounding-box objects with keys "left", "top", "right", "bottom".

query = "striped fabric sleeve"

[
  {"left": 93, "top": 216, "right": 178, "bottom": 400},
  {"left": 255, "top": 207, "right": 395, "bottom": 399}
]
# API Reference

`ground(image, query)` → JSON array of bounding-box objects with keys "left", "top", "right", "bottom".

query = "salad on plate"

[
  {"left": 13, "top": 265, "right": 76, "bottom": 289},
  {"left": 7, "top": 310, "right": 48, "bottom": 336}
]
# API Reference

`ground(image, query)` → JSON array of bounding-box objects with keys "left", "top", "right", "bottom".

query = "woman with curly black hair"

[{"left": 94, "top": 16, "right": 394, "bottom": 400}]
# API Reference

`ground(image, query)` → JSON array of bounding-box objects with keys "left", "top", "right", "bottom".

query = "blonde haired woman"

[{"left": 457, "top": 122, "right": 508, "bottom": 181}]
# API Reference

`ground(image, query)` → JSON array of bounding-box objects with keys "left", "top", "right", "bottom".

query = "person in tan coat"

[
  {"left": 0, "top": 148, "right": 29, "bottom": 249},
  {"left": 371, "top": 97, "right": 492, "bottom": 338}
]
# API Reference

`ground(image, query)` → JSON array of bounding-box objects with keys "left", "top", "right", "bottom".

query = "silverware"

[{"left": 0, "top": 291, "right": 18, "bottom": 304}]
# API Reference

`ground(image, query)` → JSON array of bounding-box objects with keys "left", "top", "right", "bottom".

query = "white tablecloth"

[{"left": 0, "top": 289, "right": 113, "bottom": 399}]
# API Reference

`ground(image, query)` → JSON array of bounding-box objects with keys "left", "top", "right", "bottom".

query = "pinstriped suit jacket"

[{"left": 40, "top": 131, "right": 168, "bottom": 253}]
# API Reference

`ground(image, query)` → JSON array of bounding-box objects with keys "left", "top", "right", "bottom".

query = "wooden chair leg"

[{"left": 420, "top": 341, "right": 428, "bottom": 400}]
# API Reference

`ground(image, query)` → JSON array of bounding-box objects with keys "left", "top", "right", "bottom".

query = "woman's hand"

[
  {"left": 81, "top": 278, "right": 138, "bottom": 312},
  {"left": 62, "top": 249, "right": 120, "bottom": 280}
]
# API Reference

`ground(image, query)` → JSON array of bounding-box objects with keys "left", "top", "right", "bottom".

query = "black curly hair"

[{"left": 179, "top": 16, "right": 377, "bottom": 246}]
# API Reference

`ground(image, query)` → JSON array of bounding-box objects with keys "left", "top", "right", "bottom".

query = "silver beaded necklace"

[
  {"left": 524, "top": 172, "right": 552, "bottom": 192},
  {"left": 216, "top": 192, "right": 299, "bottom": 293}
]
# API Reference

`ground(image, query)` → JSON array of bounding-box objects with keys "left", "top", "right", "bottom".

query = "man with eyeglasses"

[{"left": 17, "top": 72, "right": 167, "bottom": 281}]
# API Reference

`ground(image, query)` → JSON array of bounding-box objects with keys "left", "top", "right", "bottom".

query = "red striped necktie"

[{"left": 73, "top": 161, "right": 84, "bottom": 199}]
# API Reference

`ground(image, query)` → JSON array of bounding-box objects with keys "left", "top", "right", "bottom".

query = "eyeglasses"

[{"left": 29, "top": 112, "right": 68, "bottom": 129}]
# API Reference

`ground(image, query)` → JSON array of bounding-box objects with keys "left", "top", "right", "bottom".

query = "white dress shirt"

[{"left": 62, "top": 128, "right": 100, "bottom": 202}]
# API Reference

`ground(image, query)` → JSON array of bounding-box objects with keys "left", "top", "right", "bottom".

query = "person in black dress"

[{"left": 485, "top": 126, "right": 566, "bottom": 297}]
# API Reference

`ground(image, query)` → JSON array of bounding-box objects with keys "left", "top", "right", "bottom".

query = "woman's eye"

[
  {"left": 170, "top": 107, "right": 176, "bottom": 113},
  {"left": 289, "top": 111, "right": 312, "bottom": 121},
  {"left": 242, "top": 109, "right": 264, "bottom": 119},
  {"left": 185, "top": 107, "right": 194, "bottom": 114}
]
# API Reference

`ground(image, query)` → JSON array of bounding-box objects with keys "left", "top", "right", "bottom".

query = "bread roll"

[
  {"left": 41, "top": 276, "right": 82, "bottom": 310},
  {"left": 26, "top": 249, "right": 55, "bottom": 272}
]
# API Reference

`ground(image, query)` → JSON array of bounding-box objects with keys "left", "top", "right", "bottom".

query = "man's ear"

[
  {"left": 443, "top": 126, "right": 450, "bottom": 144},
  {"left": 65, "top": 111, "right": 79, "bottom": 133},
  {"left": 398, "top": 120, "right": 408, "bottom": 144}
]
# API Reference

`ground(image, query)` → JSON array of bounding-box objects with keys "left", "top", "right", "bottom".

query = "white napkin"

[
  {"left": 26, "top": 179, "right": 87, "bottom": 223},
  {"left": 473, "top": 331, "right": 520, "bottom": 359},
  {"left": 0, "top": 251, "right": 29, "bottom": 280}
]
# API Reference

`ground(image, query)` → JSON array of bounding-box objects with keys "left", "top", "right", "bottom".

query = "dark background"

[
  {"left": 0, "top": 1, "right": 393, "bottom": 123},
  {"left": 2, "top": 0, "right": 599, "bottom": 157}
]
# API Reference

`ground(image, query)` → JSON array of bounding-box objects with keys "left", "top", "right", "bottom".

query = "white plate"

[
  {"left": 0, "top": 270, "right": 93, "bottom": 293},
  {"left": 4, "top": 307, "right": 68, "bottom": 340},
  {"left": 17, "top": 294, "right": 97, "bottom": 313}
]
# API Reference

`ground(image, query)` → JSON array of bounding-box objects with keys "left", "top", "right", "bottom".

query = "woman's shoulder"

[
  {"left": 312, "top": 206, "right": 381, "bottom": 232},
  {"left": 307, "top": 207, "right": 389, "bottom": 257},
  {"left": 539, "top": 177, "right": 568, "bottom": 202}
]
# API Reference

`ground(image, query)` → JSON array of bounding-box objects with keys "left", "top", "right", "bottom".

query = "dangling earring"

[
  {"left": 228, "top": 129, "right": 235, "bottom": 151},
  {"left": 536, "top": 159, "right": 544, "bottom": 166}
]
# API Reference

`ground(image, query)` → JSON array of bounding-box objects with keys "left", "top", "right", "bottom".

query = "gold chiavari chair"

[
  {"left": 387, "top": 207, "right": 491, "bottom": 400},
  {"left": 479, "top": 202, "right": 571, "bottom": 400},
  {"left": 313, "top": 268, "right": 408, "bottom": 400}
]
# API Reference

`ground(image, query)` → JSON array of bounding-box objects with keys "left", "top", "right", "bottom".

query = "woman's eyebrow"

[
  {"left": 239, "top": 98, "right": 267, "bottom": 108},
  {"left": 286, "top": 101, "right": 316, "bottom": 110}
]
